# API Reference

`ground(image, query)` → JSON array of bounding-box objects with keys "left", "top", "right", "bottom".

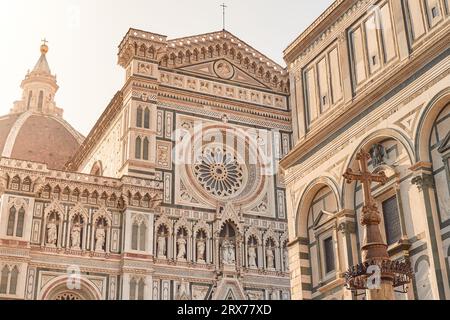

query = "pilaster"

[{"left": 411, "top": 162, "right": 450, "bottom": 299}]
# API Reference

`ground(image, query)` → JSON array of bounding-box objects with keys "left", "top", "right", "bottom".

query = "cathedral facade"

[
  {"left": 282, "top": 0, "right": 449, "bottom": 300},
  {"left": 0, "top": 29, "right": 292, "bottom": 300}
]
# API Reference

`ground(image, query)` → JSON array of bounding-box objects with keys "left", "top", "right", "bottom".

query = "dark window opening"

[
  {"left": 38, "top": 91, "right": 44, "bottom": 111},
  {"left": 382, "top": 196, "right": 402, "bottom": 246},
  {"left": 324, "top": 236, "right": 335, "bottom": 274}
]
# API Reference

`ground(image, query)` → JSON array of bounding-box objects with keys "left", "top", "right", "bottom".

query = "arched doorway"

[{"left": 39, "top": 276, "right": 102, "bottom": 300}]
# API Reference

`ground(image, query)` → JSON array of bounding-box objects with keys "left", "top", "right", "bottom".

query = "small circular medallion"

[{"left": 214, "top": 60, "right": 234, "bottom": 80}]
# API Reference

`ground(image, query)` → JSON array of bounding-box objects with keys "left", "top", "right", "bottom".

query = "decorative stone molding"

[{"left": 411, "top": 174, "right": 435, "bottom": 192}]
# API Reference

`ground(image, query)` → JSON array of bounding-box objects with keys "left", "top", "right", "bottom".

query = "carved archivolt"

[
  {"left": 68, "top": 203, "right": 89, "bottom": 223},
  {"left": 132, "top": 214, "right": 149, "bottom": 227},
  {"left": 215, "top": 203, "right": 244, "bottom": 236},
  {"left": 263, "top": 228, "right": 279, "bottom": 247},
  {"left": 155, "top": 215, "right": 173, "bottom": 235},
  {"left": 174, "top": 216, "right": 191, "bottom": 237},
  {"left": 193, "top": 220, "right": 212, "bottom": 239},
  {"left": 245, "top": 226, "right": 262, "bottom": 245},
  {"left": 44, "top": 200, "right": 65, "bottom": 220},
  {"left": 7, "top": 197, "right": 29, "bottom": 211},
  {"left": 92, "top": 207, "right": 112, "bottom": 227}
]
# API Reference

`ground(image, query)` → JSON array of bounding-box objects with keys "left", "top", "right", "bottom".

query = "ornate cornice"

[
  {"left": 118, "top": 28, "right": 289, "bottom": 94},
  {"left": 281, "top": 29, "right": 450, "bottom": 174}
]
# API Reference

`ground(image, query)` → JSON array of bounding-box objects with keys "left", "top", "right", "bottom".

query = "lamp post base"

[{"left": 367, "top": 281, "right": 395, "bottom": 300}]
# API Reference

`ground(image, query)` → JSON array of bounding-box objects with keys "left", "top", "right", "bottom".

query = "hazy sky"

[{"left": 0, "top": 0, "right": 334, "bottom": 136}]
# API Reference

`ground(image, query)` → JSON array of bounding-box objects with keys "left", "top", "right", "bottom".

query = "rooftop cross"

[{"left": 221, "top": 3, "right": 227, "bottom": 30}]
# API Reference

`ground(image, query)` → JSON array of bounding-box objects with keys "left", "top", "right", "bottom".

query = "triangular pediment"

[
  {"left": 178, "top": 59, "right": 272, "bottom": 89},
  {"left": 159, "top": 30, "right": 289, "bottom": 93},
  {"left": 212, "top": 278, "right": 246, "bottom": 300},
  {"left": 313, "top": 210, "right": 335, "bottom": 229}
]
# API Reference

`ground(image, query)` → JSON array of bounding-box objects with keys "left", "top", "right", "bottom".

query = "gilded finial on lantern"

[{"left": 40, "top": 38, "right": 49, "bottom": 54}]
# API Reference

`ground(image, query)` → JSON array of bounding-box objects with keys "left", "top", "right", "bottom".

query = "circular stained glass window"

[{"left": 194, "top": 147, "right": 244, "bottom": 198}]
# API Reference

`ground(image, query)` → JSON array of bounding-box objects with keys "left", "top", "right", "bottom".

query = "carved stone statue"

[
  {"left": 71, "top": 222, "right": 82, "bottom": 250},
  {"left": 46, "top": 218, "right": 58, "bottom": 246},
  {"left": 284, "top": 247, "right": 289, "bottom": 271},
  {"left": 248, "top": 245, "right": 257, "bottom": 268},
  {"left": 369, "top": 144, "right": 386, "bottom": 167},
  {"left": 177, "top": 279, "right": 190, "bottom": 300},
  {"left": 157, "top": 233, "right": 167, "bottom": 258},
  {"left": 197, "top": 238, "right": 206, "bottom": 263},
  {"left": 266, "top": 247, "right": 275, "bottom": 269},
  {"left": 222, "top": 240, "right": 235, "bottom": 265},
  {"left": 95, "top": 225, "right": 106, "bottom": 252},
  {"left": 177, "top": 236, "right": 187, "bottom": 260}
]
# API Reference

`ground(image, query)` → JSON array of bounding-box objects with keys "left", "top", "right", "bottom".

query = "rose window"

[{"left": 194, "top": 147, "right": 244, "bottom": 198}]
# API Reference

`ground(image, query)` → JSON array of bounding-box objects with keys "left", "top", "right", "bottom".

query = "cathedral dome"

[
  {"left": 0, "top": 112, "right": 83, "bottom": 170},
  {"left": 0, "top": 41, "right": 84, "bottom": 170}
]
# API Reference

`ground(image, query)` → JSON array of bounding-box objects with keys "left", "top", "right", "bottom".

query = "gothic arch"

[
  {"left": 294, "top": 176, "right": 340, "bottom": 238},
  {"left": 263, "top": 229, "right": 279, "bottom": 247},
  {"left": 39, "top": 275, "right": 102, "bottom": 300},
  {"left": 193, "top": 220, "right": 211, "bottom": 239},
  {"left": 7, "top": 197, "right": 28, "bottom": 212},
  {"left": 132, "top": 214, "right": 149, "bottom": 227},
  {"left": 415, "top": 88, "right": 450, "bottom": 162},
  {"left": 92, "top": 207, "right": 112, "bottom": 227},
  {"left": 90, "top": 161, "right": 103, "bottom": 177},
  {"left": 44, "top": 200, "right": 65, "bottom": 220},
  {"left": 245, "top": 226, "right": 261, "bottom": 245},
  {"left": 68, "top": 203, "right": 88, "bottom": 223},
  {"left": 155, "top": 216, "right": 173, "bottom": 235},
  {"left": 217, "top": 219, "right": 241, "bottom": 239},
  {"left": 174, "top": 216, "right": 191, "bottom": 237}
]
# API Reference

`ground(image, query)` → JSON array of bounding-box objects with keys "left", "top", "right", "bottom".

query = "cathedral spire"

[{"left": 10, "top": 40, "right": 63, "bottom": 117}]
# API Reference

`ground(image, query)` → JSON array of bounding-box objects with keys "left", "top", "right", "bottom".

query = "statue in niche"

[
  {"left": 177, "top": 235, "right": 187, "bottom": 260},
  {"left": 197, "top": 237, "right": 206, "bottom": 263},
  {"left": 95, "top": 223, "right": 106, "bottom": 252},
  {"left": 248, "top": 245, "right": 257, "bottom": 268},
  {"left": 369, "top": 144, "right": 387, "bottom": 167},
  {"left": 47, "top": 218, "right": 58, "bottom": 246},
  {"left": 222, "top": 239, "right": 236, "bottom": 265},
  {"left": 266, "top": 247, "right": 275, "bottom": 269},
  {"left": 284, "top": 247, "right": 289, "bottom": 271},
  {"left": 157, "top": 231, "right": 167, "bottom": 258},
  {"left": 71, "top": 222, "right": 82, "bottom": 250},
  {"left": 177, "top": 279, "right": 190, "bottom": 300}
]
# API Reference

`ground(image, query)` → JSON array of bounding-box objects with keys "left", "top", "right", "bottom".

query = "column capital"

[
  {"left": 411, "top": 173, "right": 435, "bottom": 191},
  {"left": 337, "top": 221, "right": 356, "bottom": 235}
]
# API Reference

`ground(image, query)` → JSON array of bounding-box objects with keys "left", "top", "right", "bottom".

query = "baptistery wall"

[{"left": 283, "top": 0, "right": 449, "bottom": 300}]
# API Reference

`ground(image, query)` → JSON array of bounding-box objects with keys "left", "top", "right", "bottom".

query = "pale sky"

[{"left": 0, "top": 0, "right": 334, "bottom": 136}]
